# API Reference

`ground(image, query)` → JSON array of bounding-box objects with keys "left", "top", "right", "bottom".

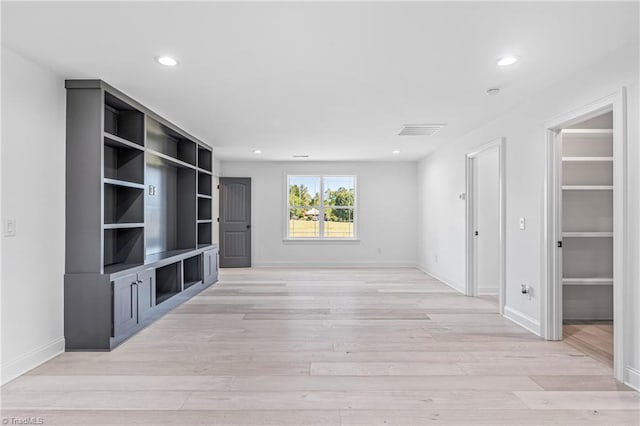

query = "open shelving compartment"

[
  {"left": 183, "top": 254, "right": 203, "bottom": 290},
  {"left": 560, "top": 125, "right": 614, "bottom": 321},
  {"left": 198, "top": 197, "right": 212, "bottom": 221},
  {"left": 147, "top": 117, "right": 197, "bottom": 167},
  {"left": 104, "top": 182, "right": 144, "bottom": 225},
  {"left": 198, "top": 146, "right": 212, "bottom": 172},
  {"left": 145, "top": 116, "right": 197, "bottom": 261},
  {"left": 104, "top": 92, "right": 144, "bottom": 146},
  {"left": 155, "top": 261, "right": 182, "bottom": 305},
  {"left": 103, "top": 227, "right": 144, "bottom": 273},
  {"left": 198, "top": 171, "right": 212, "bottom": 196},
  {"left": 198, "top": 222, "right": 212, "bottom": 248}
]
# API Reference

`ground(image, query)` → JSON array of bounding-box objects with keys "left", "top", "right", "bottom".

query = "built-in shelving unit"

[
  {"left": 561, "top": 124, "right": 614, "bottom": 320},
  {"left": 65, "top": 80, "right": 218, "bottom": 350}
]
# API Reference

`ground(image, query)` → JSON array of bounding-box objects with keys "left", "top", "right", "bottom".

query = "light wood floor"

[
  {"left": 1, "top": 268, "right": 638, "bottom": 425},
  {"left": 563, "top": 322, "right": 614, "bottom": 367}
]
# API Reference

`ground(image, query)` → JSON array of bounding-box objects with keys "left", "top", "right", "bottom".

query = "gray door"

[
  {"left": 203, "top": 248, "right": 219, "bottom": 284},
  {"left": 219, "top": 177, "right": 251, "bottom": 268},
  {"left": 136, "top": 269, "right": 155, "bottom": 320},
  {"left": 113, "top": 274, "right": 138, "bottom": 338}
]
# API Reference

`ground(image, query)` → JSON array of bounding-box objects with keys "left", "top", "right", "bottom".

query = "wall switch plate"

[
  {"left": 4, "top": 219, "right": 16, "bottom": 237},
  {"left": 519, "top": 217, "right": 526, "bottom": 230}
]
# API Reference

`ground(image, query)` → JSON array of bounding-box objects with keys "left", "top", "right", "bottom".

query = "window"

[{"left": 287, "top": 175, "right": 356, "bottom": 239}]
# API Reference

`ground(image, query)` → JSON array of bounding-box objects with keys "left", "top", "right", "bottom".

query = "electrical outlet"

[
  {"left": 4, "top": 219, "right": 16, "bottom": 237},
  {"left": 519, "top": 217, "right": 526, "bottom": 230}
]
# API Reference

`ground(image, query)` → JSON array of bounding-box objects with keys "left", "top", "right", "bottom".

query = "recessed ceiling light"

[
  {"left": 293, "top": 154, "right": 309, "bottom": 158},
  {"left": 252, "top": 149, "right": 262, "bottom": 154},
  {"left": 392, "top": 150, "right": 401, "bottom": 155},
  {"left": 155, "top": 56, "right": 179, "bottom": 67},
  {"left": 486, "top": 88, "right": 501, "bottom": 96},
  {"left": 497, "top": 56, "right": 518, "bottom": 67}
]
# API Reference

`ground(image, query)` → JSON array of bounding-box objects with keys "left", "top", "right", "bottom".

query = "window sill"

[{"left": 283, "top": 238, "right": 360, "bottom": 243}]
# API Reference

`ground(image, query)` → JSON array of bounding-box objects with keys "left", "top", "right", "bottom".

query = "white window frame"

[{"left": 284, "top": 174, "right": 358, "bottom": 241}]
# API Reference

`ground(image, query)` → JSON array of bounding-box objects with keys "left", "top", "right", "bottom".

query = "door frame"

[
  {"left": 542, "top": 88, "right": 627, "bottom": 381},
  {"left": 465, "top": 137, "right": 506, "bottom": 314}
]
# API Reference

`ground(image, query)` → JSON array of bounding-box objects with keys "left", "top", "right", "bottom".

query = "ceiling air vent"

[{"left": 398, "top": 124, "right": 447, "bottom": 136}]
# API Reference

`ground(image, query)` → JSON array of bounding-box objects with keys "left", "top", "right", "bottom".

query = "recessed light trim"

[
  {"left": 155, "top": 56, "right": 179, "bottom": 67},
  {"left": 392, "top": 150, "right": 401, "bottom": 155},
  {"left": 497, "top": 56, "right": 518, "bottom": 67},
  {"left": 486, "top": 87, "right": 501, "bottom": 96},
  {"left": 252, "top": 149, "right": 262, "bottom": 154}
]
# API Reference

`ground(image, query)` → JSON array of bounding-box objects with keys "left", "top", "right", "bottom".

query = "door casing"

[
  {"left": 465, "top": 137, "right": 506, "bottom": 314},
  {"left": 542, "top": 88, "right": 627, "bottom": 382}
]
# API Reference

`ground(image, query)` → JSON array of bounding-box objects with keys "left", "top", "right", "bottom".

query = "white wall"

[
  {"left": 220, "top": 161, "right": 417, "bottom": 267},
  {"left": 416, "top": 43, "right": 639, "bottom": 388},
  {"left": 1, "top": 47, "right": 66, "bottom": 384}
]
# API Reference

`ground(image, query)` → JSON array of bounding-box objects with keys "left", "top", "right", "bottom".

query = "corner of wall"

[
  {"left": 1, "top": 337, "right": 64, "bottom": 385},
  {"left": 503, "top": 305, "right": 541, "bottom": 336},
  {"left": 624, "top": 366, "right": 640, "bottom": 392},
  {"left": 417, "top": 264, "right": 465, "bottom": 294}
]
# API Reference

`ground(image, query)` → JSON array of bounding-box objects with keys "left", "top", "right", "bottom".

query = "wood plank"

[{"left": 0, "top": 267, "right": 635, "bottom": 425}]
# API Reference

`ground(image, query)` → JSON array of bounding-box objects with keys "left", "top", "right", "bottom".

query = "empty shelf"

[
  {"left": 104, "top": 223, "right": 144, "bottom": 229},
  {"left": 562, "top": 156, "right": 613, "bottom": 163},
  {"left": 560, "top": 129, "right": 613, "bottom": 135},
  {"left": 563, "top": 277, "right": 613, "bottom": 286},
  {"left": 147, "top": 149, "right": 197, "bottom": 170},
  {"left": 563, "top": 232, "right": 613, "bottom": 238},
  {"left": 104, "top": 132, "right": 144, "bottom": 151},
  {"left": 562, "top": 185, "right": 613, "bottom": 191},
  {"left": 104, "top": 178, "right": 145, "bottom": 190}
]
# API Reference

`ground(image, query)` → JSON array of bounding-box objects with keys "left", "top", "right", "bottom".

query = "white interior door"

[{"left": 472, "top": 145, "right": 500, "bottom": 295}]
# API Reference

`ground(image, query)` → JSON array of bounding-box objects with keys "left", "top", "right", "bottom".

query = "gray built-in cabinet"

[{"left": 64, "top": 80, "right": 218, "bottom": 350}]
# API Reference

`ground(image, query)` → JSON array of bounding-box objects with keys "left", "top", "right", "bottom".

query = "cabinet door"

[
  {"left": 136, "top": 269, "right": 155, "bottom": 321},
  {"left": 203, "top": 249, "right": 218, "bottom": 285},
  {"left": 113, "top": 274, "right": 138, "bottom": 337}
]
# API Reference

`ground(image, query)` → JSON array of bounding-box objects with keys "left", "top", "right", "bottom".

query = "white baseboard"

[
  {"left": 1, "top": 337, "right": 65, "bottom": 385},
  {"left": 417, "top": 265, "right": 464, "bottom": 294},
  {"left": 503, "top": 306, "right": 541, "bottom": 336},
  {"left": 625, "top": 366, "right": 640, "bottom": 392},
  {"left": 252, "top": 260, "right": 418, "bottom": 268},
  {"left": 478, "top": 289, "right": 499, "bottom": 296}
]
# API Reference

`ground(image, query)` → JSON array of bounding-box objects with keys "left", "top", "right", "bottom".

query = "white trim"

[
  {"left": 465, "top": 137, "right": 506, "bottom": 315},
  {"left": 417, "top": 265, "right": 465, "bottom": 294},
  {"left": 1, "top": 337, "right": 65, "bottom": 385},
  {"left": 254, "top": 261, "right": 417, "bottom": 268},
  {"left": 504, "top": 306, "right": 541, "bottom": 336},
  {"left": 624, "top": 367, "right": 640, "bottom": 392},
  {"left": 542, "top": 88, "right": 627, "bottom": 382}
]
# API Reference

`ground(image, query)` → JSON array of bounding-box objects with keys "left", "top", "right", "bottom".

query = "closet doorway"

[
  {"left": 560, "top": 113, "right": 614, "bottom": 366},
  {"left": 544, "top": 89, "right": 627, "bottom": 380},
  {"left": 465, "top": 138, "right": 505, "bottom": 313}
]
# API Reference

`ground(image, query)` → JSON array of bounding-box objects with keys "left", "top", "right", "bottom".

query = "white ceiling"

[{"left": 2, "top": 2, "right": 638, "bottom": 161}]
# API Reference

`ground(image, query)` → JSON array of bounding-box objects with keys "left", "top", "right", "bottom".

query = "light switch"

[
  {"left": 519, "top": 217, "right": 526, "bottom": 230},
  {"left": 4, "top": 219, "right": 16, "bottom": 237}
]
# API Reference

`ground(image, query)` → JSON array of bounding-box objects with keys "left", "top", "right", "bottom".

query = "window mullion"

[{"left": 319, "top": 177, "right": 324, "bottom": 239}]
